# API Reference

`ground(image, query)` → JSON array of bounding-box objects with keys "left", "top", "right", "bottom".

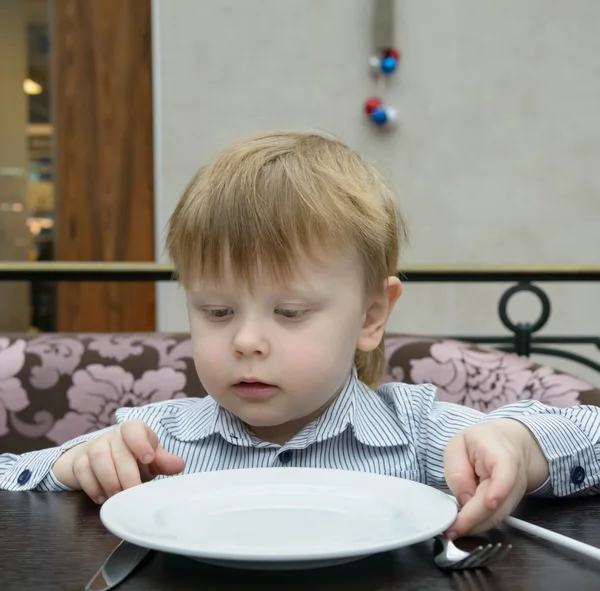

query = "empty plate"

[{"left": 100, "top": 467, "right": 457, "bottom": 570}]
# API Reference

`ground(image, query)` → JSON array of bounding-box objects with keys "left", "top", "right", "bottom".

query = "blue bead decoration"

[
  {"left": 371, "top": 107, "right": 388, "bottom": 125},
  {"left": 381, "top": 56, "right": 397, "bottom": 74}
]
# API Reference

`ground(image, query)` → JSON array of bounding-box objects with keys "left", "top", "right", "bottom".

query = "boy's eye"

[
  {"left": 275, "top": 308, "right": 307, "bottom": 320},
  {"left": 203, "top": 308, "right": 232, "bottom": 319}
]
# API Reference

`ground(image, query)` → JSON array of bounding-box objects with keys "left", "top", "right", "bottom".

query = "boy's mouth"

[{"left": 232, "top": 380, "right": 278, "bottom": 400}]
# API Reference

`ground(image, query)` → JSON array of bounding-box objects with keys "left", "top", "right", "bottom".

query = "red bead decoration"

[
  {"left": 384, "top": 48, "right": 401, "bottom": 60},
  {"left": 364, "top": 97, "right": 382, "bottom": 114}
]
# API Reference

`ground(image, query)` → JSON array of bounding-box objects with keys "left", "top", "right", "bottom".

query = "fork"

[{"left": 433, "top": 534, "right": 512, "bottom": 570}]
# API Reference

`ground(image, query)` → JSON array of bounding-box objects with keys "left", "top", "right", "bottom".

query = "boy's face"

[{"left": 185, "top": 247, "right": 400, "bottom": 444}]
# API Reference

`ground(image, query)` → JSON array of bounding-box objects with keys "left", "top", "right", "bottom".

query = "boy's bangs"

[{"left": 168, "top": 159, "right": 353, "bottom": 288}]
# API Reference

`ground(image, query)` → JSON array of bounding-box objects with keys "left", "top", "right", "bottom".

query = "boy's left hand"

[{"left": 443, "top": 418, "right": 549, "bottom": 539}]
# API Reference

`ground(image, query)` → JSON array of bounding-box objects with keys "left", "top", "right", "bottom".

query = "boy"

[{"left": 1, "top": 131, "right": 599, "bottom": 540}]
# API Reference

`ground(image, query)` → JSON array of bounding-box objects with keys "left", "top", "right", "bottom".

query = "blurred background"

[
  {"left": 1, "top": 0, "right": 54, "bottom": 330},
  {"left": 0, "top": 0, "right": 599, "bottom": 384}
]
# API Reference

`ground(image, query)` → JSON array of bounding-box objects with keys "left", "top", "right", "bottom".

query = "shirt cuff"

[
  {"left": 0, "top": 427, "right": 112, "bottom": 491},
  {"left": 35, "top": 468, "right": 73, "bottom": 492},
  {"left": 489, "top": 413, "right": 600, "bottom": 497},
  {"left": 0, "top": 447, "right": 69, "bottom": 491}
]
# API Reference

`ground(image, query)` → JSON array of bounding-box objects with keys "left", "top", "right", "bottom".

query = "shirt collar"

[
  {"left": 160, "top": 396, "right": 221, "bottom": 442},
  {"left": 334, "top": 366, "right": 410, "bottom": 448},
  {"left": 161, "top": 366, "right": 410, "bottom": 448},
  {"left": 160, "top": 396, "right": 261, "bottom": 446}
]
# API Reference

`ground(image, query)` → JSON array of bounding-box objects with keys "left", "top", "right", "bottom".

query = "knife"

[{"left": 84, "top": 540, "right": 152, "bottom": 591}]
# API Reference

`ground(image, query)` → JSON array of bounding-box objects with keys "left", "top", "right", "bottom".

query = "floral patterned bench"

[{"left": 1, "top": 333, "right": 599, "bottom": 454}]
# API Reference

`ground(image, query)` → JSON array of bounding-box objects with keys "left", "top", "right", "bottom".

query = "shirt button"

[
  {"left": 571, "top": 466, "right": 586, "bottom": 485},
  {"left": 17, "top": 469, "right": 32, "bottom": 486},
  {"left": 279, "top": 450, "right": 293, "bottom": 465}
]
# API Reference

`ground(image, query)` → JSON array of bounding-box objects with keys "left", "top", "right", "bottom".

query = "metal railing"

[{"left": 1, "top": 262, "right": 599, "bottom": 374}]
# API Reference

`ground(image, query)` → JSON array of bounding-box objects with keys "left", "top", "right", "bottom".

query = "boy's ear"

[{"left": 357, "top": 276, "right": 402, "bottom": 352}]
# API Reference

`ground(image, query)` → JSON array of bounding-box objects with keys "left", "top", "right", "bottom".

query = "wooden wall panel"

[{"left": 53, "top": 0, "right": 155, "bottom": 331}]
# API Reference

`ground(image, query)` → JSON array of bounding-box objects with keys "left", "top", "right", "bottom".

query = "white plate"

[{"left": 100, "top": 468, "right": 457, "bottom": 570}]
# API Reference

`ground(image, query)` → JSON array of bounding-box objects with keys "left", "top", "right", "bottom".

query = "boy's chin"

[
  {"left": 235, "top": 406, "right": 299, "bottom": 428},
  {"left": 239, "top": 412, "right": 289, "bottom": 428}
]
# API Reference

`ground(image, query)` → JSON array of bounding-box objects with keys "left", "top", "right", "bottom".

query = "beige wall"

[{"left": 152, "top": 0, "right": 600, "bottom": 384}]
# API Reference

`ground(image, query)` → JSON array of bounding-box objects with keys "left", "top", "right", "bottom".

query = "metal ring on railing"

[
  {"left": 498, "top": 282, "right": 551, "bottom": 334},
  {"left": 498, "top": 282, "right": 552, "bottom": 356}
]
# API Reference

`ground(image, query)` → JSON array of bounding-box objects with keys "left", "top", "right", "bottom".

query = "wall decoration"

[{"left": 365, "top": 0, "right": 399, "bottom": 129}]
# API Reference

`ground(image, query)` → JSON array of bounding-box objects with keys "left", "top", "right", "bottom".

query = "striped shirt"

[{"left": 1, "top": 367, "right": 600, "bottom": 497}]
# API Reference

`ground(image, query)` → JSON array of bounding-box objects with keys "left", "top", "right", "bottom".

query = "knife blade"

[{"left": 84, "top": 540, "right": 152, "bottom": 591}]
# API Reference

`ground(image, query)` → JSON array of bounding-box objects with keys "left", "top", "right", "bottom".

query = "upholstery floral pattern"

[
  {"left": 406, "top": 340, "right": 586, "bottom": 412},
  {"left": 0, "top": 334, "right": 205, "bottom": 453},
  {"left": 0, "top": 339, "right": 29, "bottom": 437},
  {"left": 0, "top": 332, "right": 599, "bottom": 454},
  {"left": 46, "top": 365, "right": 187, "bottom": 444}
]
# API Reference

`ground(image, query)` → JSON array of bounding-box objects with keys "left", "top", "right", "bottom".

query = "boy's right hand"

[{"left": 52, "top": 419, "right": 185, "bottom": 504}]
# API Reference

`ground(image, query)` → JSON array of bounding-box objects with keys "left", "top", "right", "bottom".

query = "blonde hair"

[{"left": 166, "top": 130, "right": 408, "bottom": 386}]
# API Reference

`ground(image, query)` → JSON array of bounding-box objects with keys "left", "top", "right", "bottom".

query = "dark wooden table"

[{"left": 2, "top": 492, "right": 600, "bottom": 591}]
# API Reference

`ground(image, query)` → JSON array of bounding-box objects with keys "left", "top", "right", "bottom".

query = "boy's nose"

[{"left": 233, "top": 325, "right": 270, "bottom": 357}]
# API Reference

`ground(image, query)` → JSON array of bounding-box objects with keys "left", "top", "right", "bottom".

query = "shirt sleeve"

[
  {"left": 395, "top": 384, "right": 600, "bottom": 497},
  {"left": 484, "top": 400, "right": 600, "bottom": 497},
  {"left": 0, "top": 400, "right": 178, "bottom": 492},
  {"left": 0, "top": 426, "right": 115, "bottom": 492}
]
